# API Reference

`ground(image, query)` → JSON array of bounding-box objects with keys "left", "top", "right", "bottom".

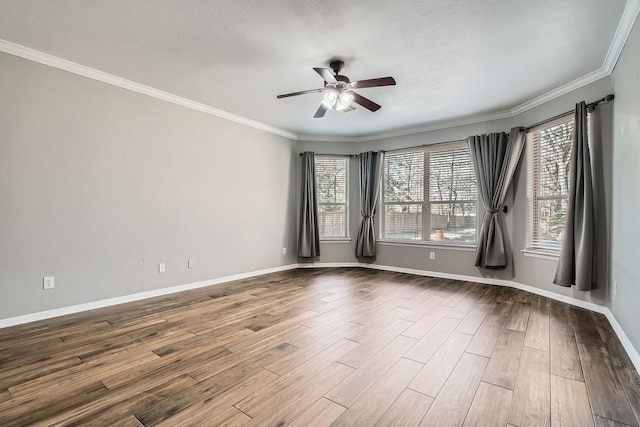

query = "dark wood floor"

[{"left": 0, "top": 268, "right": 639, "bottom": 426}]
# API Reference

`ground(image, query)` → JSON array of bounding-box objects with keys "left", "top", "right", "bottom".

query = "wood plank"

[
  {"left": 134, "top": 343, "right": 298, "bottom": 426},
  {"left": 549, "top": 300, "right": 574, "bottom": 337},
  {"left": 244, "top": 362, "right": 354, "bottom": 426},
  {"left": 49, "top": 374, "right": 199, "bottom": 426},
  {"left": 338, "top": 318, "right": 413, "bottom": 368},
  {"left": 404, "top": 317, "right": 460, "bottom": 364},
  {"left": 288, "top": 398, "right": 347, "bottom": 427},
  {"left": 578, "top": 343, "right": 639, "bottom": 426},
  {"left": 463, "top": 381, "right": 512, "bottom": 426},
  {"left": 571, "top": 307, "right": 605, "bottom": 347},
  {"left": 375, "top": 388, "right": 433, "bottom": 427},
  {"left": 408, "top": 331, "right": 472, "bottom": 397},
  {"left": 399, "top": 295, "right": 445, "bottom": 322},
  {"left": 0, "top": 381, "right": 109, "bottom": 425},
  {"left": 235, "top": 339, "right": 359, "bottom": 418},
  {"left": 325, "top": 335, "right": 416, "bottom": 407},
  {"left": 332, "top": 358, "right": 423, "bottom": 426},
  {"left": 419, "top": 352, "right": 488, "bottom": 427},
  {"left": 402, "top": 305, "right": 452, "bottom": 339},
  {"left": 446, "top": 283, "right": 484, "bottom": 320},
  {"left": 100, "top": 344, "right": 230, "bottom": 390},
  {"left": 483, "top": 328, "right": 525, "bottom": 390},
  {"left": 7, "top": 347, "right": 159, "bottom": 398},
  {"left": 489, "top": 287, "right": 514, "bottom": 317},
  {"left": 439, "top": 280, "right": 471, "bottom": 307},
  {"left": 505, "top": 301, "right": 531, "bottom": 332},
  {"left": 509, "top": 346, "right": 550, "bottom": 427},
  {"left": 455, "top": 302, "right": 492, "bottom": 336},
  {"left": 590, "top": 311, "right": 635, "bottom": 369},
  {"left": 524, "top": 295, "right": 550, "bottom": 351},
  {"left": 617, "top": 368, "right": 640, "bottom": 426},
  {"left": 594, "top": 415, "right": 637, "bottom": 426},
  {"left": 466, "top": 314, "right": 506, "bottom": 357},
  {"left": 154, "top": 368, "right": 279, "bottom": 427},
  {"left": 551, "top": 374, "right": 594, "bottom": 427},
  {"left": 0, "top": 356, "right": 83, "bottom": 391},
  {"left": 550, "top": 328, "right": 584, "bottom": 381}
]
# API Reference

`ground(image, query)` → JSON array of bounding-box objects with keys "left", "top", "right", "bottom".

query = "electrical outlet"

[
  {"left": 429, "top": 252, "right": 435, "bottom": 260},
  {"left": 613, "top": 281, "right": 618, "bottom": 296},
  {"left": 282, "top": 247, "right": 287, "bottom": 255},
  {"left": 158, "top": 263, "right": 166, "bottom": 273},
  {"left": 187, "top": 259, "right": 194, "bottom": 269},
  {"left": 43, "top": 276, "right": 55, "bottom": 290}
]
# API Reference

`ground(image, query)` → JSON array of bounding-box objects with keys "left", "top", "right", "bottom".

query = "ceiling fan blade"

[
  {"left": 351, "top": 92, "right": 382, "bottom": 112},
  {"left": 350, "top": 76, "right": 396, "bottom": 89},
  {"left": 314, "top": 103, "right": 329, "bottom": 118},
  {"left": 314, "top": 68, "right": 338, "bottom": 84},
  {"left": 277, "top": 88, "right": 324, "bottom": 99}
]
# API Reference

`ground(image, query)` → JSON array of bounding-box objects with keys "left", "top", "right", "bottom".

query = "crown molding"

[
  {"left": 1, "top": 0, "right": 638, "bottom": 144},
  {"left": 298, "top": 110, "right": 514, "bottom": 143},
  {"left": 604, "top": 0, "right": 640, "bottom": 72},
  {"left": 509, "top": 67, "right": 611, "bottom": 116},
  {"left": 0, "top": 39, "right": 298, "bottom": 141}
]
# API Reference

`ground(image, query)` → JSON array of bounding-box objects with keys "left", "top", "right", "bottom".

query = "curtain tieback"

[
  {"left": 362, "top": 213, "right": 375, "bottom": 219},
  {"left": 486, "top": 208, "right": 500, "bottom": 214}
]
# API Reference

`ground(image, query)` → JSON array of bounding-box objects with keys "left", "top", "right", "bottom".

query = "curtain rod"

[
  {"left": 299, "top": 153, "right": 359, "bottom": 157},
  {"left": 299, "top": 138, "right": 466, "bottom": 157},
  {"left": 522, "top": 94, "right": 614, "bottom": 132},
  {"left": 379, "top": 138, "right": 468, "bottom": 154}
]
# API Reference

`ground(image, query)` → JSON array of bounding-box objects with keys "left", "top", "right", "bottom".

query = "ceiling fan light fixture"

[
  {"left": 336, "top": 92, "right": 354, "bottom": 111},
  {"left": 323, "top": 89, "right": 338, "bottom": 107}
]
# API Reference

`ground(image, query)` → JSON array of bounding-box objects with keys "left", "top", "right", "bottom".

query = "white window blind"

[
  {"left": 381, "top": 142, "right": 477, "bottom": 243},
  {"left": 315, "top": 156, "right": 349, "bottom": 239},
  {"left": 526, "top": 115, "right": 574, "bottom": 252}
]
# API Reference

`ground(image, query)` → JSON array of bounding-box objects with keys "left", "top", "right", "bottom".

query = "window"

[
  {"left": 315, "top": 156, "right": 349, "bottom": 239},
  {"left": 526, "top": 115, "right": 574, "bottom": 252},
  {"left": 381, "top": 142, "right": 477, "bottom": 243}
]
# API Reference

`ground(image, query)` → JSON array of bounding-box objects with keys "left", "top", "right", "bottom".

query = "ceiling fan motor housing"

[{"left": 329, "top": 59, "right": 345, "bottom": 74}]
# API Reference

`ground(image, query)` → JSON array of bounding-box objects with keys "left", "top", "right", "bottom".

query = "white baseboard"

[
  {"left": 2, "top": 261, "right": 638, "bottom": 373},
  {"left": 0, "top": 264, "right": 298, "bottom": 329}
]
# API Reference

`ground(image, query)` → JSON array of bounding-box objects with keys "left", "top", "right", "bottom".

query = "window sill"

[
  {"left": 521, "top": 249, "right": 560, "bottom": 261},
  {"left": 378, "top": 240, "right": 477, "bottom": 252},
  {"left": 320, "top": 238, "right": 352, "bottom": 244}
]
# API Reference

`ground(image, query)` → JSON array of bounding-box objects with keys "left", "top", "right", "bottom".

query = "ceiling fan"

[{"left": 276, "top": 60, "right": 396, "bottom": 118}]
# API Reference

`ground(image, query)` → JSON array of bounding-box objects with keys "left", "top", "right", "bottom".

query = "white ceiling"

[{"left": 0, "top": 1, "right": 635, "bottom": 141}]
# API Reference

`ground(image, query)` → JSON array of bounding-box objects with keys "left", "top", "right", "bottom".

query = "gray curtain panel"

[
  {"left": 554, "top": 102, "right": 596, "bottom": 290},
  {"left": 467, "top": 127, "right": 525, "bottom": 268},
  {"left": 356, "top": 151, "right": 384, "bottom": 257},
  {"left": 298, "top": 152, "right": 320, "bottom": 258}
]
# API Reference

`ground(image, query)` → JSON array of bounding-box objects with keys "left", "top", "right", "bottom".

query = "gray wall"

[
  {"left": 0, "top": 52, "right": 298, "bottom": 319},
  {"left": 610, "top": 16, "right": 640, "bottom": 352}
]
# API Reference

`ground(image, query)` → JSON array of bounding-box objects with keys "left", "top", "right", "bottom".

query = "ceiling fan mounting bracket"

[{"left": 329, "top": 60, "right": 345, "bottom": 75}]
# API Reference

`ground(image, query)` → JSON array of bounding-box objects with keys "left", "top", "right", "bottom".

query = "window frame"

[
  {"left": 525, "top": 114, "right": 575, "bottom": 254},
  {"left": 315, "top": 154, "right": 350, "bottom": 241},
  {"left": 379, "top": 141, "right": 478, "bottom": 246}
]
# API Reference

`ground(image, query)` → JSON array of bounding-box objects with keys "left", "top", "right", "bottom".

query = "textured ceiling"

[{"left": 0, "top": 0, "right": 633, "bottom": 140}]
